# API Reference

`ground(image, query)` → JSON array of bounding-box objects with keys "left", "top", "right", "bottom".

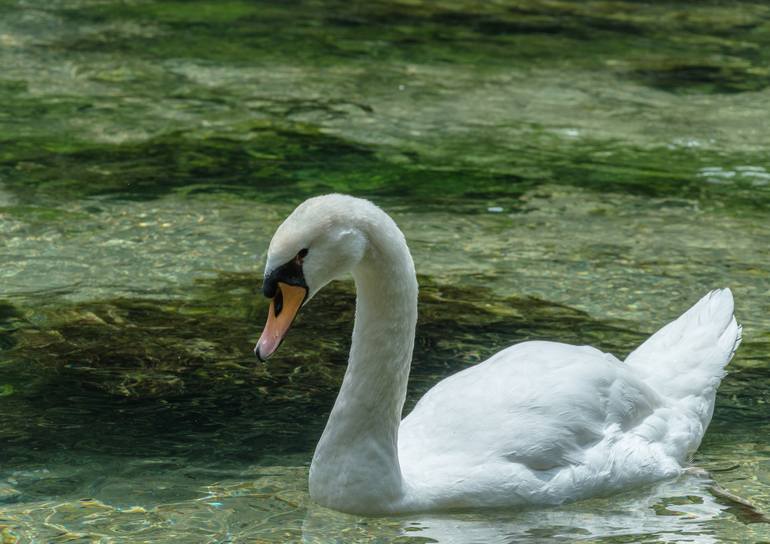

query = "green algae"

[
  {"left": 0, "top": 206, "right": 90, "bottom": 224},
  {"left": 0, "top": 123, "right": 527, "bottom": 207},
  {"left": 54, "top": 0, "right": 770, "bottom": 90},
  {"left": 3, "top": 0, "right": 770, "bottom": 215},
  {"left": 0, "top": 124, "right": 374, "bottom": 202},
  {"left": 3, "top": 125, "right": 770, "bottom": 213}
]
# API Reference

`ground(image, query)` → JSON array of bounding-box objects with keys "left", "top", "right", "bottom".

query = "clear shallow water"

[{"left": 1, "top": 1, "right": 770, "bottom": 542}]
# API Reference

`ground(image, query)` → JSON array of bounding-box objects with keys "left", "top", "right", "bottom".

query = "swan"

[{"left": 254, "top": 194, "right": 742, "bottom": 515}]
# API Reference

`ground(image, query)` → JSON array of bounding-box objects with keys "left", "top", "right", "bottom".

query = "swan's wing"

[{"left": 399, "top": 341, "right": 661, "bottom": 474}]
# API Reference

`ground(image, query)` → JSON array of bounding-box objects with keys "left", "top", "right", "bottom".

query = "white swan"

[{"left": 254, "top": 194, "right": 742, "bottom": 515}]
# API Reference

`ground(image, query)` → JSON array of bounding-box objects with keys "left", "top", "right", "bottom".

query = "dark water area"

[{"left": 1, "top": 1, "right": 770, "bottom": 542}]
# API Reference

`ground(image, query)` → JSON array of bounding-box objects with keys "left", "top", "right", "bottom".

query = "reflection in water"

[
  {"left": 0, "top": 466, "right": 733, "bottom": 543},
  {"left": 302, "top": 476, "right": 729, "bottom": 544}
]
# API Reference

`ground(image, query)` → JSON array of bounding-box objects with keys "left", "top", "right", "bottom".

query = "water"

[{"left": 1, "top": 0, "right": 770, "bottom": 541}]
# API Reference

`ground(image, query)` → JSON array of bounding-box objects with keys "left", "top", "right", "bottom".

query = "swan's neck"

[{"left": 309, "top": 220, "right": 417, "bottom": 514}]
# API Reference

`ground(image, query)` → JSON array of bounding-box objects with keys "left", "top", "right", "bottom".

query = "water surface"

[{"left": 1, "top": 1, "right": 770, "bottom": 542}]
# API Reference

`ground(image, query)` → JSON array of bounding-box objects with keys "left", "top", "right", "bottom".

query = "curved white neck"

[{"left": 308, "top": 216, "right": 418, "bottom": 514}]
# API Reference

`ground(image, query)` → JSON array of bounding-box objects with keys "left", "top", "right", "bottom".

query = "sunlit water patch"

[
  {"left": 698, "top": 165, "right": 770, "bottom": 187},
  {"left": 0, "top": 468, "right": 760, "bottom": 543}
]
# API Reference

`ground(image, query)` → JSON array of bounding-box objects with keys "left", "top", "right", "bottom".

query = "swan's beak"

[{"left": 255, "top": 282, "right": 307, "bottom": 361}]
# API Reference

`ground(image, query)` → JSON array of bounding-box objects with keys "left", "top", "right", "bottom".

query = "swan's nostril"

[{"left": 273, "top": 287, "right": 284, "bottom": 317}]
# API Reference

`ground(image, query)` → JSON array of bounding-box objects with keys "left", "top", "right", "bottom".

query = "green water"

[{"left": 1, "top": 0, "right": 770, "bottom": 541}]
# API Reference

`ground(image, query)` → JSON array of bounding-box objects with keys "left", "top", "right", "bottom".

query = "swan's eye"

[{"left": 296, "top": 248, "right": 309, "bottom": 264}]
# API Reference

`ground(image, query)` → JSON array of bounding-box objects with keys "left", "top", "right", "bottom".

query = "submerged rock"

[{"left": 4, "top": 271, "right": 643, "bottom": 401}]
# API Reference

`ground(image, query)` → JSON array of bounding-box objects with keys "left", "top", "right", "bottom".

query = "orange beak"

[{"left": 255, "top": 282, "right": 307, "bottom": 361}]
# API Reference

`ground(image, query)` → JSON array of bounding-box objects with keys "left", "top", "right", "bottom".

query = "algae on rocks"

[{"left": 4, "top": 272, "right": 645, "bottom": 401}]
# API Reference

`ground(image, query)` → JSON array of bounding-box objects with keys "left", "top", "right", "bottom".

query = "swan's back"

[
  {"left": 401, "top": 342, "right": 655, "bottom": 466},
  {"left": 398, "top": 290, "right": 741, "bottom": 510}
]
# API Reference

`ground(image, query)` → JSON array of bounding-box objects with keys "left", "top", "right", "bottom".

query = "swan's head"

[{"left": 255, "top": 194, "right": 371, "bottom": 360}]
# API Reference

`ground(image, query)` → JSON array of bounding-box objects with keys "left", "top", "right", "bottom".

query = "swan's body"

[{"left": 256, "top": 194, "right": 742, "bottom": 515}]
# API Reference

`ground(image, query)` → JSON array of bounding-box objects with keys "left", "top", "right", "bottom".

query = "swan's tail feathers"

[{"left": 625, "top": 289, "right": 741, "bottom": 401}]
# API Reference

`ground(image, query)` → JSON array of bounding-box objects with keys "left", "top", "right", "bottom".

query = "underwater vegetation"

[
  {"left": 3, "top": 272, "right": 645, "bottom": 400},
  {"left": 1, "top": 0, "right": 770, "bottom": 541}
]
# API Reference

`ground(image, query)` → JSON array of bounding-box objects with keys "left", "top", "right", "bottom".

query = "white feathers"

[
  {"left": 626, "top": 289, "right": 740, "bottom": 392},
  {"left": 397, "top": 292, "right": 740, "bottom": 512}
]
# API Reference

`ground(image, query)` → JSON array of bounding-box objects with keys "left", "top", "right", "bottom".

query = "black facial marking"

[
  {"left": 263, "top": 250, "right": 309, "bottom": 298},
  {"left": 273, "top": 288, "right": 284, "bottom": 317}
]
